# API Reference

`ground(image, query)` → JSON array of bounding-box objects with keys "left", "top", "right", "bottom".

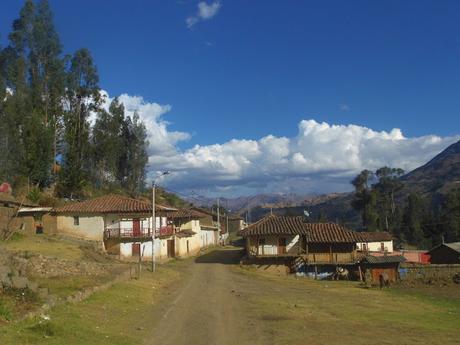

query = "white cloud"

[
  {"left": 186, "top": 1, "right": 222, "bottom": 28},
  {"left": 97, "top": 90, "right": 190, "bottom": 160},
  {"left": 156, "top": 119, "right": 460, "bottom": 195},
  {"left": 95, "top": 91, "right": 460, "bottom": 196}
]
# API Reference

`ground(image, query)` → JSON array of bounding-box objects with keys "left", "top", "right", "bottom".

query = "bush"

[{"left": 0, "top": 301, "right": 12, "bottom": 321}]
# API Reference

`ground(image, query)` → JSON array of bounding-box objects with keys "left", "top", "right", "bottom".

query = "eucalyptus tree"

[
  {"left": 351, "top": 169, "right": 378, "bottom": 230},
  {"left": 59, "top": 48, "right": 100, "bottom": 197}
]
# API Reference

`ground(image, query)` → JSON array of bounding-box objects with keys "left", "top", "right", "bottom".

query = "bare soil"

[{"left": 146, "top": 247, "right": 460, "bottom": 345}]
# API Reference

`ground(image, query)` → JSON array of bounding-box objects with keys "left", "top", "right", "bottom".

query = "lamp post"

[{"left": 152, "top": 171, "right": 170, "bottom": 273}]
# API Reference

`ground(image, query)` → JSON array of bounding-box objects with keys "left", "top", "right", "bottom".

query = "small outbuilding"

[
  {"left": 359, "top": 255, "right": 406, "bottom": 283},
  {"left": 428, "top": 242, "right": 460, "bottom": 264}
]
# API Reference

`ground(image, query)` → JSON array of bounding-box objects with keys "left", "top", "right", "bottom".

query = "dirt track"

[{"left": 146, "top": 248, "right": 264, "bottom": 345}]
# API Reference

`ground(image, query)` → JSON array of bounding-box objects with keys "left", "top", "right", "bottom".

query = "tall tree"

[
  {"left": 351, "top": 170, "right": 378, "bottom": 230},
  {"left": 92, "top": 98, "right": 125, "bottom": 186},
  {"left": 1, "top": 0, "right": 64, "bottom": 187},
  {"left": 373, "top": 167, "right": 404, "bottom": 231},
  {"left": 59, "top": 48, "right": 100, "bottom": 197},
  {"left": 125, "top": 111, "right": 148, "bottom": 193},
  {"left": 30, "top": 0, "right": 65, "bottom": 179},
  {"left": 402, "top": 192, "right": 426, "bottom": 246},
  {"left": 439, "top": 189, "right": 460, "bottom": 243}
]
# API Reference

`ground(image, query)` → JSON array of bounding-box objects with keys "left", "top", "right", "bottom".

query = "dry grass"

[
  {"left": 236, "top": 266, "right": 460, "bottom": 345},
  {"left": 1, "top": 234, "right": 85, "bottom": 261}
]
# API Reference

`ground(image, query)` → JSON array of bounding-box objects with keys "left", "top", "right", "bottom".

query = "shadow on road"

[{"left": 195, "top": 247, "right": 243, "bottom": 265}]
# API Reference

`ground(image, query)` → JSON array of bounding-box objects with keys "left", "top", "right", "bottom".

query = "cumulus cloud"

[
  {"left": 186, "top": 1, "right": 222, "bottom": 28},
  {"left": 155, "top": 119, "right": 460, "bottom": 195},
  {"left": 97, "top": 90, "right": 190, "bottom": 160},
  {"left": 95, "top": 91, "right": 460, "bottom": 196}
]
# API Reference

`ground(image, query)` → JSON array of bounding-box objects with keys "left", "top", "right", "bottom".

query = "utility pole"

[
  {"left": 217, "top": 198, "right": 220, "bottom": 245},
  {"left": 226, "top": 213, "right": 229, "bottom": 245},
  {"left": 152, "top": 181, "right": 156, "bottom": 272},
  {"left": 151, "top": 171, "right": 171, "bottom": 273}
]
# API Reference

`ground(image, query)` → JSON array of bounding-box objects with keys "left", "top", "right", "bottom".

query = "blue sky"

[{"left": 2, "top": 1, "right": 460, "bottom": 196}]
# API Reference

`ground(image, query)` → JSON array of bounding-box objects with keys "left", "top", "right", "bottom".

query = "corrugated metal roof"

[
  {"left": 429, "top": 242, "right": 460, "bottom": 254},
  {"left": 239, "top": 215, "right": 363, "bottom": 243},
  {"left": 445, "top": 242, "right": 460, "bottom": 253},
  {"left": 53, "top": 194, "right": 176, "bottom": 214},
  {"left": 18, "top": 207, "right": 52, "bottom": 213}
]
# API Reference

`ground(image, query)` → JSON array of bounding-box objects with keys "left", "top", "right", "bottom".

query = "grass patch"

[
  {"left": 0, "top": 301, "right": 12, "bottom": 321},
  {"left": 34, "top": 274, "right": 115, "bottom": 299},
  {"left": 235, "top": 266, "right": 460, "bottom": 345},
  {"left": 0, "top": 234, "right": 84, "bottom": 261},
  {"left": 0, "top": 263, "right": 181, "bottom": 345}
]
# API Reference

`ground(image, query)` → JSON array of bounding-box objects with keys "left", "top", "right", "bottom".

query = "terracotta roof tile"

[
  {"left": 166, "top": 208, "right": 209, "bottom": 219},
  {"left": 359, "top": 231, "right": 393, "bottom": 242},
  {"left": 53, "top": 194, "right": 176, "bottom": 214},
  {"left": 239, "top": 215, "right": 363, "bottom": 243}
]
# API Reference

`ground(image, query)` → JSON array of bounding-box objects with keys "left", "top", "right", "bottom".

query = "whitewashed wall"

[
  {"left": 176, "top": 219, "right": 201, "bottom": 257},
  {"left": 56, "top": 214, "right": 104, "bottom": 241},
  {"left": 201, "top": 229, "right": 217, "bottom": 248},
  {"left": 357, "top": 240, "right": 393, "bottom": 253},
  {"left": 256, "top": 235, "right": 299, "bottom": 255}
]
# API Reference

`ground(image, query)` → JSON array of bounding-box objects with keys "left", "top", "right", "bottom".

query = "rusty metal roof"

[
  {"left": 239, "top": 215, "right": 363, "bottom": 243},
  {"left": 53, "top": 194, "right": 176, "bottom": 214}
]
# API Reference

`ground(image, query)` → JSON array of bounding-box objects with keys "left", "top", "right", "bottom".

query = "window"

[
  {"left": 380, "top": 242, "right": 385, "bottom": 251},
  {"left": 362, "top": 243, "right": 367, "bottom": 251},
  {"left": 73, "top": 216, "right": 80, "bottom": 226}
]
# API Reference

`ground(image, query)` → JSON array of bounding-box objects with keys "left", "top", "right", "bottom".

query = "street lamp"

[{"left": 152, "top": 171, "right": 170, "bottom": 273}]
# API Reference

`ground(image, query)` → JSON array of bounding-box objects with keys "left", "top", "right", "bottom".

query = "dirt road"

[
  {"left": 146, "top": 248, "right": 460, "bottom": 345},
  {"left": 147, "top": 248, "right": 264, "bottom": 345}
]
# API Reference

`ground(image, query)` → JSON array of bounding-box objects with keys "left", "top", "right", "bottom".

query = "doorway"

[
  {"left": 132, "top": 243, "right": 140, "bottom": 257},
  {"left": 167, "top": 240, "right": 175, "bottom": 258},
  {"left": 133, "top": 219, "right": 141, "bottom": 237},
  {"left": 278, "top": 237, "right": 287, "bottom": 254}
]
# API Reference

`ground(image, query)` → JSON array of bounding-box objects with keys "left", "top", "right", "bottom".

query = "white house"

[
  {"left": 356, "top": 231, "right": 394, "bottom": 253},
  {"left": 52, "top": 195, "right": 219, "bottom": 261},
  {"left": 52, "top": 194, "right": 176, "bottom": 260}
]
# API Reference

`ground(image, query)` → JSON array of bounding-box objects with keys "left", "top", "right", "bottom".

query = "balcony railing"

[
  {"left": 104, "top": 228, "right": 152, "bottom": 239},
  {"left": 104, "top": 225, "right": 177, "bottom": 240}
]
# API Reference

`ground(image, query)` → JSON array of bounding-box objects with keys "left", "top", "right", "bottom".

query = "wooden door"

[
  {"left": 133, "top": 219, "right": 141, "bottom": 237},
  {"left": 167, "top": 240, "right": 175, "bottom": 258},
  {"left": 132, "top": 243, "right": 140, "bottom": 257},
  {"left": 278, "top": 237, "right": 287, "bottom": 254}
]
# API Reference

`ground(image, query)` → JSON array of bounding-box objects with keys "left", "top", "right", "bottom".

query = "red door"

[
  {"left": 132, "top": 243, "right": 140, "bottom": 257},
  {"left": 133, "top": 219, "right": 141, "bottom": 237},
  {"left": 278, "top": 238, "right": 287, "bottom": 254}
]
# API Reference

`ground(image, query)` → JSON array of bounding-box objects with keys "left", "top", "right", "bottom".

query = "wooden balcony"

[
  {"left": 104, "top": 228, "right": 153, "bottom": 242},
  {"left": 104, "top": 225, "right": 177, "bottom": 243}
]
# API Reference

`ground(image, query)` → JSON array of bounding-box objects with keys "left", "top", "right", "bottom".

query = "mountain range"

[{"left": 192, "top": 140, "right": 460, "bottom": 226}]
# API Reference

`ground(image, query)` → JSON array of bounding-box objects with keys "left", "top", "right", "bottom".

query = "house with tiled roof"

[
  {"left": 356, "top": 231, "right": 394, "bottom": 253},
  {"left": 239, "top": 214, "right": 363, "bottom": 265},
  {"left": 52, "top": 194, "right": 218, "bottom": 260},
  {"left": 52, "top": 194, "right": 180, "bottom": 260}
]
